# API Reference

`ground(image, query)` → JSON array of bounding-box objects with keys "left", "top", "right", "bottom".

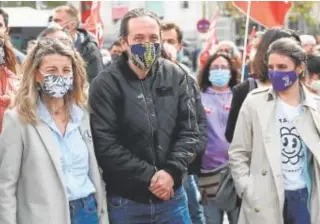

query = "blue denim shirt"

[{"left": 38, "top": 100, "right": 96, "bottom": 201}]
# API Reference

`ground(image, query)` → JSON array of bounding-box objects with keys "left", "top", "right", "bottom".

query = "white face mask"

[
  {"left": 310, "top": 80, "right": 320, "bottom": 94},
  {"left": 163, "top": 42, "right": 178, "bottom": 61}
]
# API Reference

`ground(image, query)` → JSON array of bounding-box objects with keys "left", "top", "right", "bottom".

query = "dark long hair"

[
  {"left": 252, "top": 28, "right": 300, "bottom": 83},
  {"left": 198, "top": 53, "right": 238, "bottom": 91}
]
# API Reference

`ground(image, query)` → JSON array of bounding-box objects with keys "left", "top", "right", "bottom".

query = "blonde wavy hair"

[{"left": 14, "top": 37, "right": 88, "bottom": 124}]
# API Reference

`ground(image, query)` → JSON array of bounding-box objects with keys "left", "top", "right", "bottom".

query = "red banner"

[{"left": 233, "top": 1, "right": 292, "bottom": 28}]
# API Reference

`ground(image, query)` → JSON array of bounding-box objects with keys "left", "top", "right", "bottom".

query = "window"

[{"left": 181, "top": 1, "right": 189, "bottom": 9}]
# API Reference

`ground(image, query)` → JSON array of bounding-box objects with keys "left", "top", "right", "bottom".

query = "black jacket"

[
  {"left": 177, "top": 65, "right": 207, "bottom": 175},
  {"left": 75, "top": 28, "right": 103, "bottom": 83},
  {"left": 89, "top": 54, "right": 200, "bottom": 203},
  {"left": 225, "top": 79, "right": 258, "bottom": 142}
]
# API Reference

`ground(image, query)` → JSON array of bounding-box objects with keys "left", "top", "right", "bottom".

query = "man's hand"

[{"left": 149, "top": 170, "right": 175, "bottom": 200}]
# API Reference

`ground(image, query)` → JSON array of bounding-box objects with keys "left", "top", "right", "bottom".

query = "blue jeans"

[
  {"left": 69, "top": 194, "right": 99, "bottom": 224},
  {"left": 283, "top": 188, "right": 310, "bottom": 224},
  {"left": 203, "top": 198, "right": 239, "bottom": 224},
  {"left": 183, "top": 175, "right": 205, "bottom": 224},
  {"left": 108, "top": 187, "right": 191, "bottom": 224}
]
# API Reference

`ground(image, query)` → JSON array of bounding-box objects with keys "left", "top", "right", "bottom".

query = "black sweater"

[{"left": 225, "top": 79, "right": 258, "bottom": 143}]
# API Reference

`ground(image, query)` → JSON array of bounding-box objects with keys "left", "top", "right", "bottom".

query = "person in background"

[
  {"left": 109, "top": 40, "right": 122, "bottom": 61},
  {"left": 229, "top": 37, "right": 320, "bottom": 224},
  {"left": 0, "top": 8, "right": 26, "bottom": 65},
  {"left": 89, "top": 8, "right": 199, "bottom": 224},
  {"left": 0, "top": 32, "right": 19, "bottom": 133},
  {"left": 100, "top": 41, "right": 122, "bottom": 68},
  {"left": 0, "top": 38, "right": 108, "bottom": 224},
  {"left": 225, "top": 28, "right": 301, "bottom": 143},
  {"left": 244, "top": 31, "right": 265, "bottom": 79},
  {"left": 162, "top": 24, "right": 183, "bottom": 58},
  {"left": 300, "top": 34, "right": 316, "bottom": 55},
  {"left": 52, "top": 4, "right": 103, "bottom": 83},
  {"left": 100, "top": 48, "right": 112, "bottom": 68},
  {"left": 197, "top": 53, "right": 239, "bottom": 224},
  {"left": 161, "top": 22, "right": 207, "bottom": 224},
  {"left": 249, "top": 31, "right": 264, "bottom": 60},
  {"left": 214, "top": 40, "right": 242, "bottom": 72},
  {"left": 305, "top": 54, "right": 320, "bottom": 94},
  {"left": 162, "top": 23, "right": 193, "bottom": 77}
]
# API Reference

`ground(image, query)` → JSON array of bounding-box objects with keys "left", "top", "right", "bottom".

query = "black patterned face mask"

[
  {"left": 128, "top": 42, "right": 161, "bottom": 70},
  {"left": 39, "top": 74, "right": 73, "bottom": 98},
  {"left": 0, "top": 39, "right": 5, "bottom": 65}
]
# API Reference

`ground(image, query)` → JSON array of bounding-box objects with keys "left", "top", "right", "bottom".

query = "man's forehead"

[
  {"left": 161, "top": 29, "right": 178, "bottom": 40},
  {"left": 128, "top": 16, "right": 159, "bottom": 35}
]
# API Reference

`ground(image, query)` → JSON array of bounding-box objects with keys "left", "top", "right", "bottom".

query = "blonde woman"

[{"left": 0, "top": 38, "right": 108, "bottom": 224}]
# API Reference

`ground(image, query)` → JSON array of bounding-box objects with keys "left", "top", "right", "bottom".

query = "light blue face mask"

[
  {"left": 209, "top": 69, "right": 231, "bottom": 87},
  {"left": 177, "top": 50, "right": 184, "bottom": 62}
]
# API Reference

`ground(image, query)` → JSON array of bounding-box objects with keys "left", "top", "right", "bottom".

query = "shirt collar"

[{"left": 37, "top": 99, "right": 84, "bottom": 125}]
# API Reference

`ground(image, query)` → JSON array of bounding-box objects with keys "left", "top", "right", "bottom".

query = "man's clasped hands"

[{"left": 148, "top": 170, "right": 175, "bottom": 200}]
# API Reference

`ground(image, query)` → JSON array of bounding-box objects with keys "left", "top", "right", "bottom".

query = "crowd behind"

[{"left": 0, "top": 4, "right": 320, "bottom": 224}]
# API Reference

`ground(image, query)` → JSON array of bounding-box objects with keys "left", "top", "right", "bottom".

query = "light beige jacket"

[
  {"left": 229, "top": 86, "right": 320, "bottom": 224},
  {"left": 0, "top": 109, "right": 109, "bottom": 224}
]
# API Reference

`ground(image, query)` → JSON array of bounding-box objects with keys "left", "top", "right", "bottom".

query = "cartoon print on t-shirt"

[{"left": 280, "top": 126, "right": 304, "bottom": 165}]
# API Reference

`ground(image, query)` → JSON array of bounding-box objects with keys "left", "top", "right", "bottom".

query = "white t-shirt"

[{"left": 276, "top": 99, "right": 307, "bottom": 190}]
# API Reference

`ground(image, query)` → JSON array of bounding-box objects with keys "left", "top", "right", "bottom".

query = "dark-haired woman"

[
  {"left": 225, "top": 28, "right": 301, "bottom": 143},
  {"left": 197, "top": 53, "right": 239, "bottom": 224},
  {"left": 229, "top": 37, "right": 320, "bottom": 224}
]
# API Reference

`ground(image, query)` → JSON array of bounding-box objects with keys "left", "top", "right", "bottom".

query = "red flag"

[
  {"left": 82, "top": 1, "right": 104, "bottom": 47},
  {"left": 199, "top": 8, "right": 219, "bottom": 69},
  {"left": 233, "top": 1, "right": 292, "bottom": 28}
]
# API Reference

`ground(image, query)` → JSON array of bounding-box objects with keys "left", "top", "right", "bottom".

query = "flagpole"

[{"left": 241, "top": 0, "right": 251, "bottom": 83}]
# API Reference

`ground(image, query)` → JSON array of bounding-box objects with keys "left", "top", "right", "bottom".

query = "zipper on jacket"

[{"left": 140, "top": 80, "right": 157, "bottom": 172}]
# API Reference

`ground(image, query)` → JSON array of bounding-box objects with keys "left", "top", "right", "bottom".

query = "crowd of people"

[{"left": 1, "top": 4, "right": 320, "bottom": 224}]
